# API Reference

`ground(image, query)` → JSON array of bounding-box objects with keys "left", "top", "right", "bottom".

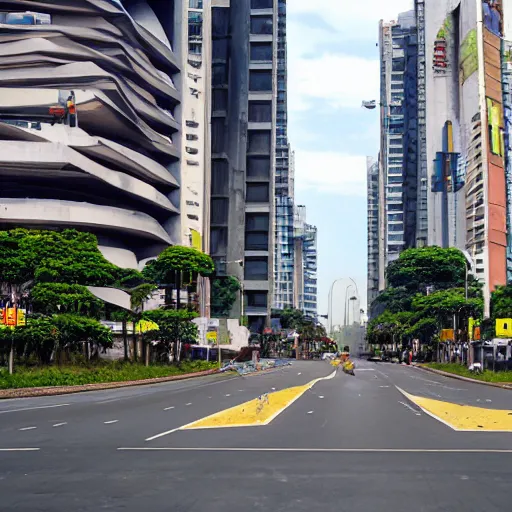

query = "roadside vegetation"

[
  {"left": 0, "top": 360, "right": 217, "bottom": 390},
  {"left": 424, "top": 363, "right": 512, "bottom": 383},
  {"left": 0, "top": 228, "right": 235, "bottom": 389}
]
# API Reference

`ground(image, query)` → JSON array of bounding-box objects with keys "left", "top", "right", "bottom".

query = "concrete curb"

[
  {"left": 0, "top": 368, "right": 227, "bottom": 400},
  {"left": 415, "top": 365, "right": 512, "bottom": 390}
]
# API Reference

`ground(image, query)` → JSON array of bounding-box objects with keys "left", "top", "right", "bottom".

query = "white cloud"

[
  {"left": 294, "top": 151, "right": 368, "bottom": 196},
  {"left": 288, "top": 52, "right": 379, "bottom": 112}
]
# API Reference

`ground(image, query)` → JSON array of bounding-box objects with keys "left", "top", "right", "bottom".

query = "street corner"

[{"left": 397, "top": 387, "right": 512, "bottom": 432}]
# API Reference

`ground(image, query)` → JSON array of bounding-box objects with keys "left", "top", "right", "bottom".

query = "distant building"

[
  {"left": 367, "top": 157, "right": 380, "bottom": 309},
  {"left": 293, "top": 205, "right": 317, "bottom": 321},
  {"left": 208, "top": 0, "right": 278, "bottom": 332}
]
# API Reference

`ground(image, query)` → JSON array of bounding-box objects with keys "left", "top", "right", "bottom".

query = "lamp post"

[
  {"left": 328, "top": 278, "right": 344, "bottom": 334},
  {"left": 343, "top": 285, "right": 354, "bottom": 327}
]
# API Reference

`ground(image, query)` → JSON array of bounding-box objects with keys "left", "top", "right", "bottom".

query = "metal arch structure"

[{"left": 0, "top": 0, "right": 182, "bottom": 269}]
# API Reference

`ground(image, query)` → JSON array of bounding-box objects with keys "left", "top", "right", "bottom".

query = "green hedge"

[
  {"left": 425, "top": 363, "right": 512, "bottom": 383},
  {"left": 0, "top": 361, "right": 217, "bottom": 389}
]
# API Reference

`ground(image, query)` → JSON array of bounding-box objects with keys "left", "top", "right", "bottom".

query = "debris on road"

[{"left": 220, "top": 358, "right": 292, "bottom": 376}]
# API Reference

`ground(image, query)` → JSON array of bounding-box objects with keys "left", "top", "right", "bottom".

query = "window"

[
  {"left": 212, "top": 160, "right": 229, "bottom": 195},
  {"left": 186, "top": 120, "right": 199, "bottom": 128},
  {"left": 249, "top": 70, "right": 272, "bottom": 92},
  {"left": 186, "top": 134, "right": 199, "bottom": 141},
  {"left": 3, "top": 12, "right": 51, "bottom": 25},
  {"left": 212, "top": 89, "right": 228, "bottom": 111},
  {"left": 391, "top": 83, "right": 403, "bottom": 90},
  {"left": 247, "top": 156, "right": 270, "bottom": 178},
  {"left": 212, "top": 118, "right": 225, "bottom": 153},
  {"left": 189, "top": 0, "right": 203, "bottom": 7},
  {"left": 188, "top": 12, "right": 203, "bottom": 38},
  {"left": 246, "top": 213, "right": 269, "bottom": 231},
  {"left": 189, "top": 42, "right": 202, "bottom": 54},
  {"left": 187, "top": 160, "right": 199, "bottom": 166},
  {"left": 388, "top": 223, "right": 404, "bottom": 232},
  {"left": 245, "top": 292, "right": 268, "bottom": 308},
  {"left": 186, "top": 147, "right": 199, "bottom": 155},
  {"left": 186, "top": 200, "right": 199, "bottom": 207},
  {"left": 210, "top": 227, "right": 227, "bottom": 255},
  {"left": 251, "top": 0, "right": 273, "bottom": 8},
  {"left": 212, "top": 63, "right": 228, "bottom": 86},
  {"left": 211, "top": 198, "right": 229, "bottom": 224},
  {"left": 187, "top": 214, "right": 199, "bottom": 221},
  {"left": 245, "top": 232, "right": 269, "bottom": 250},
  {"left": 388, "top": 204, "right": 403, "bottom": 212},
  {"left": 212, "top": 8, "right": 229, "bottom": 37},
  {"left": 249, "top": 101, "right": 272, "bottom": 122},
  {"left": 388, "top": 176, "right": 403, "bottom": 184},
  {"left": 388, "top": 234, "right": 404, "bottom": 242},
  {"left": 213, "top": 38, "right": 228, "bottom": 59},
  {"left": 251, "top": 16, "right": 273, "bottom": 35},
  {"left": 250, "top": 42, "right": 273, "bottom": 61},
  {"left": 389, "top": 147, "right": 403, "bottom": 154},
  {"left": 245, "top": 258, "right": 269, "bottom": 280},
  {"left": 246, "top": 183, "right": 269, "bottom": 202},
  {"left": 388, "top": 213, "right": 403, "bottom": 222},
  {"left": 248, "top": 131, "right": 271, "bottom": 153}
]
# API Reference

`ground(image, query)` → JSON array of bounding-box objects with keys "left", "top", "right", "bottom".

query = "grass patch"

[
  {"left": 424, "top": 363, "right": 512, "bottom": 383},
  {"left": 0, "top": 360, "right": 218, "bottom": 390}
]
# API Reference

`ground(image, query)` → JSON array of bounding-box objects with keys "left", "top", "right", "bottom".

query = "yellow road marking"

[
  {"left": 397, "top": 387, "right": 512, "bottom": 432},
  {"left": 181, "top": 371, "right": 336, "bottom": 431}
]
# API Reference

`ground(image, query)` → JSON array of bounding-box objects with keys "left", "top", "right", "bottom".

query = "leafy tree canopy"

[
  {"left": 211, "top": 276, "right": 240, "bottom": 318},
  {"left": 386, "top": 247, "right": 467, "bottom": 293},
  {"left": 143, "top": 246, "right": 214, "bottom": 285},
  {"left": 278, "top": 308, "right": 305, "bottom": 330}
]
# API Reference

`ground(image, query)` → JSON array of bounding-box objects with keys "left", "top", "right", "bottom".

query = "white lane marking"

[
  {"left": 164, "top": 406, "right": 175, "bottom": 411},
  {"left": 0, "top": 448, "right": 40, "bottom": 452},
  {"left": 225, "top": 394, "right": 231, "bottom": 397},
  {"left": 357, "top": 369, "right": 376, "bottom": 371},
  {"left": 238, "top": 390, "right": 244, "bottom": 392},
  {"left": 380, "top": 386, "right": 390, "bottom": 388},
  {"left": 0, "top": 404, "right": 70, "bottom": 415},
  {"left": 271, "top": 388, "right": 276, "bottom": 391},
  {"left": 145, "top": 427, "right": 182, "bottom": 441},
  {"left": 145, "top": 369, "right": 337, "bottom": 442},
  {"left": 307, "top": 411, "right": 314, "bottom": 414},
  {"left": 19, "top": 427, "right": 37, "bottom": 431},
  {"left": 186, "top": 403, "right": 192, "bottom": 406},
  {"left": 104, "top": 420, "right": 119, "bottom": 424},
  {"left": 319, "top": 396, "right": 325, "bottom": 399},
  {"left": 119, "top": 447, "right": 512, "bottom": 453},
  {"left": 297, "top": 373, "right": 302, "bottom": 375},
  {"left": 399, "top": 401, "right": 422, "bottom": 416},
  {"left": 486, "top": 399, "right": 492, "bottom": 403},
  {"left": 52, "top": 422, "right": 67, "bottom": 427}
]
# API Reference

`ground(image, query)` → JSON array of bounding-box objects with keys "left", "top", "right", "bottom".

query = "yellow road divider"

[
  {"left": 181, "top": 371, "right": 336, "bottom": 431},
  {"left": 397, "top": 387, "right": 512, "bottom": 432}
]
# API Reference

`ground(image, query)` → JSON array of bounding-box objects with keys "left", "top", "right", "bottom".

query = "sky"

[{"left": 286, "top": 0, "right": 413, "bottom": 327}]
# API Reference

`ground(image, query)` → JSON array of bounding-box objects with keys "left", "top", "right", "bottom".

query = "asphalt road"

[{"left": 1, "top": 360, "right": 511, "bottom": 511}]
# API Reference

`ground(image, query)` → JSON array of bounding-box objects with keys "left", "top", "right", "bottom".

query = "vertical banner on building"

[
  {"left": 0, "top": 307, "right": 6, "bottom": 325},
  {"left": 17, "top": 309, "right": 27, "bottom": 327},
  {"left": 6, "top": 307, "right": 16, "bottom": 327}
]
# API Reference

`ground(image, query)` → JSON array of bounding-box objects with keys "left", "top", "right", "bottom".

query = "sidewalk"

[
  {"left": 0, "top": 368, "right": 225, "bottom": 400},
  {"left": 416, "top": 364, "right": 512, "bottom": 390}
]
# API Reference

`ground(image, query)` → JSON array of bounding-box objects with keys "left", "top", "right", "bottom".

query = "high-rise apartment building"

[
  {"left": 293, "top": 205, "right": 318, "bottom": 321},
  {"left": 424, "top": 0, "right": 509, "bottom": 314},
  {"left": 378, "top": 11, "right": 418, "bottom": 268},
  {"left": 273, "top": 0, "right": 295, "bottom": 311},
  {"left": 180, "top": 0, "right": 211, "bottom": 254},
  {"left": 367, "top": 157, "right": 380, "bottom": 308},
  {"left": 0, "top": 0, "right": 182, "bottom": 269},
  {"left": 209, "top": 0, "right": 277, "bottom": 332}
]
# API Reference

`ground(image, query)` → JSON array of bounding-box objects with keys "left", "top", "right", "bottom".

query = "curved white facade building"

[{"left": 0, "top": 0, "right": 182, "bottom": 269}]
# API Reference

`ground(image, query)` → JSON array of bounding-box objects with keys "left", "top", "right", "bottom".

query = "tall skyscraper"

[
  {"left": 378, "top": 11, "right": 418, "bottom": 267},
  {"left": 293, "top": 205, "right": 318, "bottom": 321},
  {"left": 424, "top": 0, "right": 508, "bottom": 314},
  {"left": 367, "top": 157, "right": 380, "bottom": 308},
  {"left": 180, "top": 0, "right": 211, "bottom": 254},
  {"left": 0, "top": 0, "right": 182, "bottom": 269},
  {"left": 209, "top": 0, "right": 278, "bottom": 332},
  {"left": 273, "top": 0, "right": 295, "bottom": 311}
]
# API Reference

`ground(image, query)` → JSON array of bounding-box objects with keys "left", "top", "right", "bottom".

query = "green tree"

[
  {"left": 143, "top": 246, "right": 214, "bottom": 309},
  {"left": 30, "top": 283, "right": 104, "bottom": 317},
  {"left": 211, "top": 276, "right": 241, "bottom": 317},
  {"left": 386, "top": 247, "right": 467, "bottom": 293},
  {"left": 11, "top": 317, "right": 60, "bottom": 364},
  {"left": 143, "top": 309, "right": 198, "bottom": 362},
  {"left": 279, "top": 309, "right": 305, "bottom": 330}
]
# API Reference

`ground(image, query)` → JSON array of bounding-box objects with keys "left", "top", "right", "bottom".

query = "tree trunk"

[
  {"left": 145, "top": 341, "right": 150, "bottom": 366},
  {"left": 176, "top": 272, "right": 182, "bottom": 310},
  {"left": 122, "top": 320, "right": 129, "bottom": 361},
  {"left": 132, "top": 325, "right": 138, "bottom": 362}
]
